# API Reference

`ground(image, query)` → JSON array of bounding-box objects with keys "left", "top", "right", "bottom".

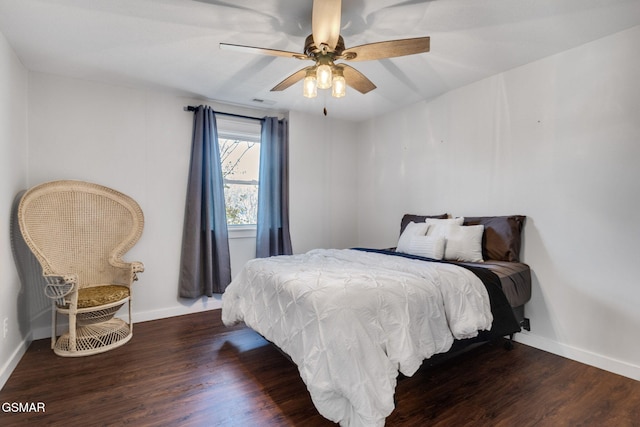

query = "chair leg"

[
  {"left": 51, "top": 302, "right": 56, "bottom": 350},
  {"left": 129, "top": 297, "right": 133, "bottom": 334},
  {"left": 68, "top": 295, "right": 78, "bottom": 353},
  {"left": 68, "top": 314, "right": 77, "bottom": 352}
]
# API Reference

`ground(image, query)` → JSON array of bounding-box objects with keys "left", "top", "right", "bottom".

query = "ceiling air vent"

[{"left": 252, "top": 98, "right": 276, "bottom": 106}]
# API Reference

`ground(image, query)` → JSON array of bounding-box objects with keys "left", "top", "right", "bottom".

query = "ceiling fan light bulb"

[
  {"left": 303, "top": 73, "right": 317, "bottom": 98},
  {"left": 332, "top": 75, "right": 346, "bottom": 98},
  {"left": 316, "top": 64, "right": 332, "bottom": 89}
]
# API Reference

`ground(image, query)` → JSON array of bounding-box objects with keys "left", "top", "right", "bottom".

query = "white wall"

[
  {"left": 25, "top": 73, "right": 360, "bottom": 338},
  {"left": 289, "top": 110, "right": 359, "bottom": 254},
  {"left": 0, "top": 31, "right": 29, "bottom": 388},
  {"left": 357, "top": 26, "right": 640, "bottom": 380}
]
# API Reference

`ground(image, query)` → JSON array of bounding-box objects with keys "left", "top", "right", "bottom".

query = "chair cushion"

[{"left": 77, "top": 285, "right": 130, "bottom": 309}]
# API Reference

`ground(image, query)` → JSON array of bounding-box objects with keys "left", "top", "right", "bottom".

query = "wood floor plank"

[{"left": 1, "top": 309, "right": 638, "bottom": 426}]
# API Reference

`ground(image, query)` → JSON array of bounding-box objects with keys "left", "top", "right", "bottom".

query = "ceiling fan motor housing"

[{"left": 304, "top": 34, "right": 346, "bottom": 59}]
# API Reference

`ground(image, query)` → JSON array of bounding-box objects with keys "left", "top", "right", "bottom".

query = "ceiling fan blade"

[
  {"left": 312, "top": 0, "right": 341, "bottom": 50},
  {"left": 271, "top": 67, "right": 314, "bottom": 91},
  {"left": 338, "top": 65, "right": 376, "bottom": 94},
  {"left": 220, "top": 43, "right": 308, "bottom": 60},
  {"left": 341, "top": 37, "right": 430, "bottom": 62}
]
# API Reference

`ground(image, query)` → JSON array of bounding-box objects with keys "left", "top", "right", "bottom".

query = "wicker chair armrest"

[
  {"left": 131, "top": 261, "right": 144, "bottom": 274},
  {"left": 131, "top": 261, "right": 144, "bottom": 282},
  {"left": 43, "top": 274, "right": 78, "bottom": 301},
  {"left": 110, "top": 260, "right": 145, "bottom": 283}
]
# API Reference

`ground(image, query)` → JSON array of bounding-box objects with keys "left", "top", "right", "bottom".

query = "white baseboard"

[
  {"left": 133, "top": 298, "right": 223, "bottom": 324},
  {"left": 0, "top": 333, "right": 32, "bottom": 391},
  {"left": 514, "top": 331, "right": 640, "bottom": 381}
]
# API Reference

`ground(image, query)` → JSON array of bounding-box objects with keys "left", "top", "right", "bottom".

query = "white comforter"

[{"left": 221, "top": 249, "right": 492, "bottom": 427}]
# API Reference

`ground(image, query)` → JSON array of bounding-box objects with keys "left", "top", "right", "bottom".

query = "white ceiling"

[{"left": 1, "top": 0, "right": 639, "bottom": 121}]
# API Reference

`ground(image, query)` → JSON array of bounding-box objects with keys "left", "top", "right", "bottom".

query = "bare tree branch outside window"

[{"left": 219, "top": 138, "right": 260, "bottom": 225}]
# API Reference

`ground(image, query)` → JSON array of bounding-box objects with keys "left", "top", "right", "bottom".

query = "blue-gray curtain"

[
  {"left": 256, "top": 117, "right": 292, "bottom": 258},
  {"left": 179, "top": 105, "right": 231, "bottom": 297}
]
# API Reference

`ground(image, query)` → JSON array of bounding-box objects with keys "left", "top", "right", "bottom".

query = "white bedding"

[{"left": 221, "top": 248, "right": 492, "bottom": 427}]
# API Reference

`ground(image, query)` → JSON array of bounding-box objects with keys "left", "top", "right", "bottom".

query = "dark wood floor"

[{"left": 1, "top": 310, "right": 639, "bottom": 427}]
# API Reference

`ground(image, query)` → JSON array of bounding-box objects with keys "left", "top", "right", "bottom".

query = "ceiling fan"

[{"left": 219, "top": 0, "right": 430, "bottom": 99}]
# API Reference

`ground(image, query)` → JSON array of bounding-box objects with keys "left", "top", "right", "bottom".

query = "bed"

[{"left": 222, "top": 214, "right": 531, "bottom": 427}]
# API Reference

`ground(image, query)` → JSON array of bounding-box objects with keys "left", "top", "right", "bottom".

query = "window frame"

[{"left": 216, "top": 116, "right": 262, "bottom": 234}]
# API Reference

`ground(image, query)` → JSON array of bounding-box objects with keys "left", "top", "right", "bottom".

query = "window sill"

[{"left": 228, "top": 225, "right": 256, "bottom": 239}]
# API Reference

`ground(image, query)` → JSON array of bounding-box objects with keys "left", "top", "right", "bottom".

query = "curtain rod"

[{"left": 183, "top": 106, "right": 264, "bottom": 122}]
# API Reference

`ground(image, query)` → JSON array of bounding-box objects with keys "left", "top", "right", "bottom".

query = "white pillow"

[
  {"left": 433, "top": 224, "right": 484, "bottom": 262},
  {"left": 406, "top": 235, "right": 446, "bottom": 259},
  {"left": 424, "top": 217, "right": 464, "bottom": 236},
  {"left": 396, "top": 221, "right": 430, "bottom": 253}
]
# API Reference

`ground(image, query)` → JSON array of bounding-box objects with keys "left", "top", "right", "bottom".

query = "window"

[{"left": 217, "top": 117, "right": 262, "bottom": 226}]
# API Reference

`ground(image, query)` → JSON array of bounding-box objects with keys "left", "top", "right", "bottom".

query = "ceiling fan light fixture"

[
  {"left": 303, "top": 68, "right": 318, "bottom": 98},
  {"left": 332, "top": 67, "right": 346, "bottom": 98},
  {"left": 316, "top": 63, "right": 332, "bottom": 89}
]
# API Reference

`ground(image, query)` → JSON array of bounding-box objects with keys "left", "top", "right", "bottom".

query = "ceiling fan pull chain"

[{"left": 323, "top": 90, "right": 328, "bottom": 116}]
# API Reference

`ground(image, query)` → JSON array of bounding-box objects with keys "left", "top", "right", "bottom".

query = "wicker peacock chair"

[{"left": 18, "top": 180, "right": 144, "bottom": 356}]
